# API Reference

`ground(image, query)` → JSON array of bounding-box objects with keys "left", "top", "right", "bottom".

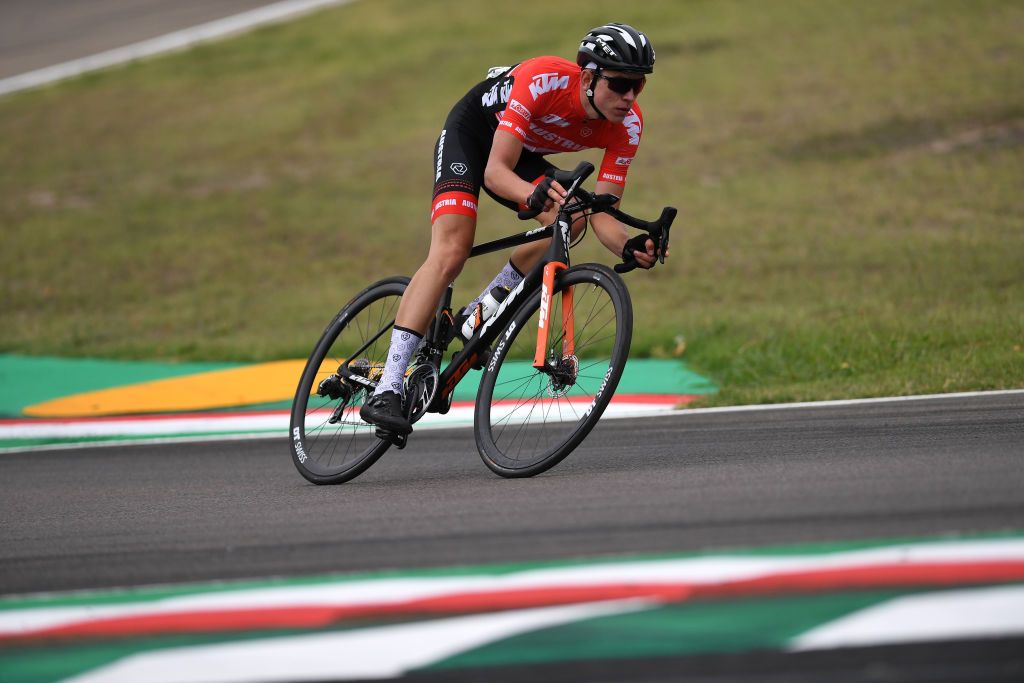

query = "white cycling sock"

[
  {"left": 373, "top": 326, "right": 422, "bottom": 398},
  {"left": 464, "top": 259, "right": 524, "bottom": 314}
]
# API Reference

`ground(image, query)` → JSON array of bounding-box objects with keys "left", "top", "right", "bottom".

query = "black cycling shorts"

[{"left": 431, "top": 83, "right": 558, "bottom": 223}]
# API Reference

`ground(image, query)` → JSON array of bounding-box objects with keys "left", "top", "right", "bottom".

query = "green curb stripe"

[
  {"left": 0, "top": 356, "right": 241, "bottom": 417},
  {"left": 427, "top": 590, "right": 904, "bottom": 670},
  {"left": 0, "top": 431, "right": 284, "bottom": 451},
  {"left": 448, "top": 358, "right": 718, "bottom": 402}
]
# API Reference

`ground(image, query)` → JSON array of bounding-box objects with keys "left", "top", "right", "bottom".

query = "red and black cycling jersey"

[
  {"left": 484, "top": 56, "right": 643, "bottom": 186},
  {"left": 431, "top": 56, "right": 644, "bottom": 223}
]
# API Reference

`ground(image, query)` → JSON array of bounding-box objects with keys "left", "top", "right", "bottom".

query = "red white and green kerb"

[{"left": 1, "top": 533, "right": 1022, "bottom": 682}]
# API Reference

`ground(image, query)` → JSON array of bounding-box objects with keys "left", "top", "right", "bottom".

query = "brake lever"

[
  {"left": 656, "top": 207, "right": 677, "bottom": 265},
  {"left": 614, "top": 206, "right": 677, "bottom": 274}
]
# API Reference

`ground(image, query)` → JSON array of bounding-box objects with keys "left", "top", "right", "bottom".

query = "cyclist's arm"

[
  {"left": 589, "top": 181, "right": 660, "bottom": 269},
  {"left": 484, "top": 130, "right": 566, "bottom": 210}
]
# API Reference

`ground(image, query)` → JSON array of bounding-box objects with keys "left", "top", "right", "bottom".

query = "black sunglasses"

[{"left": 597, "top": 73, "right": 646, "bottom": 96}]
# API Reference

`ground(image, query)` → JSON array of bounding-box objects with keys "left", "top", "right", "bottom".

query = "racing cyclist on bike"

[{"left": 361, "top": 23, "right": 667, "bottom": 435}]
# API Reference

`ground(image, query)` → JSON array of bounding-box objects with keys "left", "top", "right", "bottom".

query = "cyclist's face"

[{"left": 588, "top": 69, "right": 645, "bottom": 122}]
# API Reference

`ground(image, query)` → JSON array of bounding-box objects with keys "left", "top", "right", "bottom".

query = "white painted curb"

[
  {"left": 0, "top": 0, "right": 357, "bottom": 97},
  {"left": 669, "top": 389, "right": 1024, "bottom": 416}
]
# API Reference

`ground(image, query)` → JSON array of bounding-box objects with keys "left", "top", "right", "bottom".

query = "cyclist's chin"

[{"left": 605, "top": 107, "right": 631, "bottom": 123}]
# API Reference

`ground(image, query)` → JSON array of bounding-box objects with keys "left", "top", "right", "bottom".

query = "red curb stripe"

[
  {"left": 691, "top": 561, "right": 1024, "bottom": 598},
  {"left": 7, "top": 561, "right": 1024, "bottom": 642},
  {"left": 0, "top": 395, "right": 696, "bottom": 426},
  {"left": 0, "top": 411, "right": 290, "bottom": 426}
]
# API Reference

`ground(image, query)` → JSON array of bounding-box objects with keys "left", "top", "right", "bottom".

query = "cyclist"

[{"left": 361, "top": 23, "right": 666, "bottom": 435}]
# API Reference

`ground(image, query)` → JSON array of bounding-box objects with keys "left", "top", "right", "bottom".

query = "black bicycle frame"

[{"left": 430, "top": 212, "right": 574, "bottom": 409}]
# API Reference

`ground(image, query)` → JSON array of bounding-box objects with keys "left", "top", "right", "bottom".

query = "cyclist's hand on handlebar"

[
  {"left": 526, "top": 177, "right": 567, "bottom": 213},
  {"left": 622, "top": 233, "right": 668, "bottom": 270}
]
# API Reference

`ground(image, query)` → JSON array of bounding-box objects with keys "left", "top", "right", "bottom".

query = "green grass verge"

[{"left": 2, "top": 0, "right": 1022, "bottom": 405}]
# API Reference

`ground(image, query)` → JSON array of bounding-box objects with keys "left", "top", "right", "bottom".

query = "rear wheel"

[
  {"left": 474, "top": 263, "right": 632, "bottom": 477},
  {"left": 289, "top": 277, "right": 408, "bottom": 484}
]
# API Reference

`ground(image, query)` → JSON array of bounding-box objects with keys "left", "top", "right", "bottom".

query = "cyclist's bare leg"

[
  {"left": 395, "top": 213, "right": 476, "bottom": 334},
  {"left": 361, "top": 213, "right": 475, "bottom": 430}
]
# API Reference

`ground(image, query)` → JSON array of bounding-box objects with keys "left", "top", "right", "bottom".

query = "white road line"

[
  {"left": 59, "top": 600, "right": 651, "bottom": 683},
  {"left": 670, "top": 389, "right": 1024, "bottom": 416},
  {"left": 790, "top": 584, "right": 1024, "bottom": 650},
  {"left": 0, "top": 0, "right": 357, "bottom": 97}
]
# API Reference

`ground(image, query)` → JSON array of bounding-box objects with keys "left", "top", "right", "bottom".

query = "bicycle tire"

[
  {"left": 474, "top": 263, "right": 632, "bottom": 477},
  {"left": 289, "top": 276, "right": 409, "bottom": 484}
]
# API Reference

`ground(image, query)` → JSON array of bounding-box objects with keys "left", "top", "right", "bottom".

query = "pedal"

[{"left": 375, "top": 428, "right": 408, "bottom": 450}]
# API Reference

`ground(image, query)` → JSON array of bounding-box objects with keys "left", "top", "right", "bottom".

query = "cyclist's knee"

[
  {"left": 427, "top": 214, "right": 474, "bottom": 281},
  {"left": 437, "top": 250, "right": 468, "bottom": 281}
]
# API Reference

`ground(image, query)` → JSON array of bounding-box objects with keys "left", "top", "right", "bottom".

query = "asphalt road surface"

[
  {"left": 2, "top": 392, "right": 1022, "bottom": 681},
  {"left": 2, "top": 392, "right": 1021, "bottom": 595},
  {"left": 0, "top": 0, "right": 279, "bottom": 79}
]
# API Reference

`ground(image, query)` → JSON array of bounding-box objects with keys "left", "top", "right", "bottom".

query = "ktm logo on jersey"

[{"left": 529, "top": 73, "right": 570, "bottom": 100}]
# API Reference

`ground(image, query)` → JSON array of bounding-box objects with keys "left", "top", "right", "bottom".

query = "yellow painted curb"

[{"left": 23, "top": 360, "right": 329, "bottom": 418}]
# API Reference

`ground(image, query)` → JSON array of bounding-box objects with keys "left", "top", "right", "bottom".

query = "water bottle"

[{"left": 461, "top": 286, "right": 510, "bottom": 339}]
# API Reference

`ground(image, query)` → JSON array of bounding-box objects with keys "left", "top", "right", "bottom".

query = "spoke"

[
  {"left": 493, "top": 370, "right": 541, "bottom": 397},
  {"left": 495, "top": 373, "right": 546, "bottom": 441},
  {"left": 495, "top": 370, "right": 544, "bottom": 456}
]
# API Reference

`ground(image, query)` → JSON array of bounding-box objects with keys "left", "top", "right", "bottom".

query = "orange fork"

[{"left": 533, "top": 262, "right": 575, "bottom": 368}]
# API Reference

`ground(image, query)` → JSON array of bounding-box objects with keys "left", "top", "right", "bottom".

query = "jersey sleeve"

[{"left": 598, "top": 106, "right": 644, "bottom": 186}]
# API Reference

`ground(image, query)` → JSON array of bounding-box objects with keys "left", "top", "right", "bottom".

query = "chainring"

[{"left": 404, "top": 363, "right": 440, "bottom": 424}]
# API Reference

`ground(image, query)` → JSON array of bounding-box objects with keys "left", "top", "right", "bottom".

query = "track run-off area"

[{"left": 2, "top": 391, "right": 1023, "bottom": 681}]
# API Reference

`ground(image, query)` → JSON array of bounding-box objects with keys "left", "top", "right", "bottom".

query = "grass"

[{"left": 1, "top": 0, "right": 1022, "bottom": 406}]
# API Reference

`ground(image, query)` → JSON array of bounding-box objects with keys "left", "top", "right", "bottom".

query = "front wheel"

[
  {"left": 474, "top": 263, "right": 633, "bottom": 477},
  {"left": 289, "top": 276, "right": 408, "bottom": 484}
]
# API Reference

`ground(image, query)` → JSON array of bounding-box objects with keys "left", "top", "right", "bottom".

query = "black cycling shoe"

[{"left": 359, "top": 391, "right": 412, "bottom": 435}]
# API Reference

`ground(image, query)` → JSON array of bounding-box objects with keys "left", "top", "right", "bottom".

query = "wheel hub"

[{"left": 546, "top": 354, "right": 579, "bottom": 397}]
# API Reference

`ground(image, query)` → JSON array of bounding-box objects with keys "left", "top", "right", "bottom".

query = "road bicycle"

[{"left": 290, "top": 161, "right": 675, "bottom": 484}]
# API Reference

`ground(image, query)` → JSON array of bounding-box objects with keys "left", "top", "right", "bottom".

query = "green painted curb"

[
  {"left": 0, "top": 355, "right": 717, "bottom": 418},
  {"left": 0, "top": 356, "right": 241, "bottom": 417}
]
